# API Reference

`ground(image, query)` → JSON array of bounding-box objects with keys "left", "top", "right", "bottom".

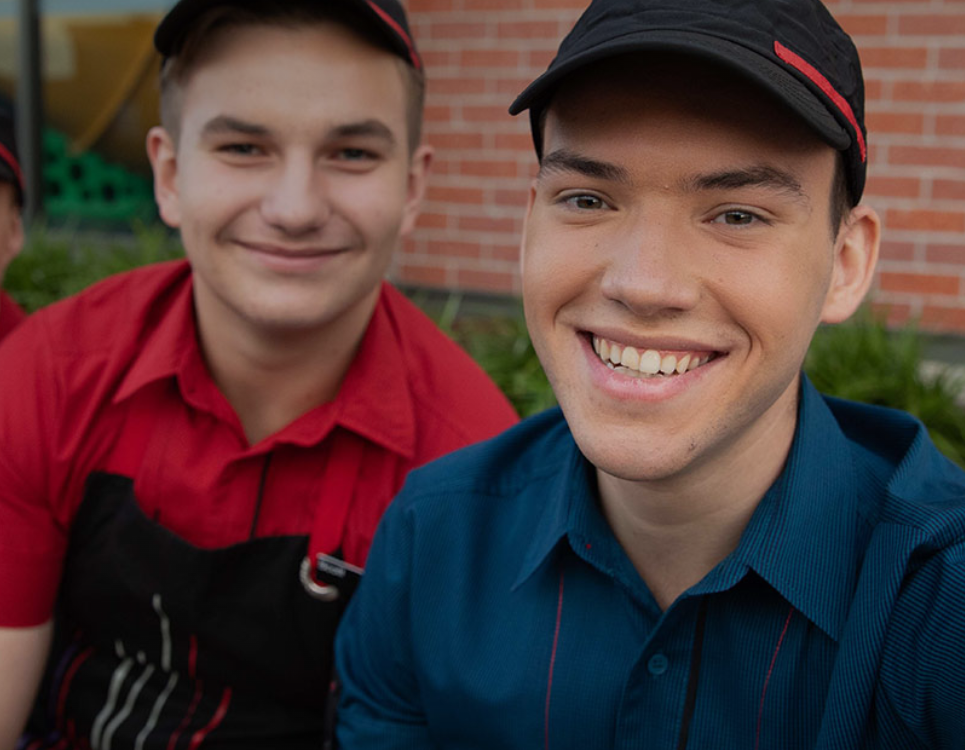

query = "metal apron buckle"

[{"left": 299, "top": 555, "right": 340, "bottom": 602}]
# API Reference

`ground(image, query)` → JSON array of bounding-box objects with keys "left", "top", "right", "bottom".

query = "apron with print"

[{"left": 21, "top": 395, "right": 364, "bottom": 750}]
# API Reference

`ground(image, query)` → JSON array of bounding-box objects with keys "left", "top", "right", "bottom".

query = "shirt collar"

[
  {"left": 512, "top": 377, "right": 863, "bottom": 641},
  {"left": 116, "top": 275, "right": 416, "bottom": 458}
]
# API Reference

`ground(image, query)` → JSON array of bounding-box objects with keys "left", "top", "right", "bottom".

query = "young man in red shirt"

[
  {"left": 0, "top": 2, "right": 517, "bottom": 747},
  {"left": 0, "top": 109, "right": 25, "bottom": 341}
]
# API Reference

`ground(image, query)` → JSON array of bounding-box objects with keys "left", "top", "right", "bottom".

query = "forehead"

[
  {"left": 544, "top": 54, "right": 831, "bottom": 169},
  {"left": 177, "top": 21, "right": 409, "bottom": 129}
]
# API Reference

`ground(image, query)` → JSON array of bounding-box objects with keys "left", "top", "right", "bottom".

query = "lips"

[{"left": 591, "top": 334, "right": 718, "bottom": 378}]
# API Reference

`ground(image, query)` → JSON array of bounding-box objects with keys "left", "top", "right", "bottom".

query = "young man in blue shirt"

[{"left": 336, "top": 0, "right": 965, "bottom": 746}]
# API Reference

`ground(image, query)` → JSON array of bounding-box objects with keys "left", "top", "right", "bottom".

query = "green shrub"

[
  {"left": 805, "top": 311, "right": 965, "bottom": 467},
  {"left": 4, "top": 223, "right": 183, "bottom": 313}
]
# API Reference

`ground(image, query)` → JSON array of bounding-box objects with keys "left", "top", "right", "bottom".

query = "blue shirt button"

[{"left": 647, "top": 653, "right": 669, "bottom": 676}]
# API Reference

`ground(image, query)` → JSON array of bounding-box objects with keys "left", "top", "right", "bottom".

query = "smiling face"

[
  {"left": 148, "top": 21, "right": 430, "bottom": 341},
  {"left": 521, "top": 56, "right": 877, "bottom": 494}
]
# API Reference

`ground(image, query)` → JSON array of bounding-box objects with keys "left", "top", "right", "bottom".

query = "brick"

[
  {"left": 424, "top": 105, "right": 452, "bottom": 122},
  {"left": 834, "top": 14, "right": 889, "bottom": 36},
  {"left": 878, "top": 241, "right": 916, "bottom": 262},
  {"left": 864, "top": 175, "right": 921, "bottom": 199},
  {"left": 926, "top": 243, "right": 965, "bottom": 264},
  {"left": 429, "top": 22, "right": 488, "bottom": 40},
  {"left": 491, "top": 244, "right": 521, "bottom": 262},
  {"left": 864, "top": 79, "right": 884, "bottom": 101},
  {"left": 495, "top": 188, "right": 530, "bottom": 207},
  {"left": 939, "top": 48, "right": 965, "bottom": 70},
  {"left": 455, "top": 268, "right": 517, "bottom": 293},
  {"left": 920, "top": 306, "right": 965, "bottom": 333},
  {"left": 429, "top": 77, "right": 488, "bottom": 96},
  {"left": 408, "top": 0, "right": 454, "bottom": 11},
  {"left": 426, "top": 185, "right": 484, "bottom": 204},
  {"left": 427, "top": 240, "right": 483, "bottom": 258},
  {"left": 891, "top": 146, "right": 965, "bottom": 170},
  {"left": 427, "top": 132, "right": 485, "bottom": 150},
  {"left": 533, "top": 0, "right": 589, "bottom": 8},
  {"left": 458, "top": 215, "right": 519, "bottom": 234},
  {"left": 935, "top": 179, "right": 965, "bottom": 201},
  {"left": 416, "top": 212, "right": 450, "bottom": 230},
  {"left": 460, "top": 49, "right": 521, "bottom": 67},
  {"left": 462, "top": 105, "right": 515, "bottom": 123},
  {"left": 398, "top": 264, "right": 448, "bottom": 288},
  {"left": 498, "top": 21, "right": 562, "bottom": 38},
  {"left": 527, "top": 49, "right": 557, "bottom": 68},
  {"left": 936, "top": 115, "right": 965, "bottom": 136},
  {"left": 865, "top": 111, "right": 925, "bottom": 135},
  {"left": 899, "top": 14, "right": 965, "bottom": 35},
  {"left": 460, "top": 160, "right": 518, "bottom": 178},
  {"left": 464, "top": 0, "right": 525, "bottom": 9},
  {"left": 495, "top": 133, "right": 536, "bottom": 151},
  {"left": 886, "top": 209, "right": 965, "bottom": 232},
  {"left": 892, "top": 80, "right": 965, "bottom": 103},
  {"left": 859, "top": 46, "right": 928, "bottom": 69},
  {"left": 421, "top": 51, "right": 453, "bottom": 68},
  {"left": 879, "top": 272, "right": 960, "bottom": 295},
  {"left": 871, "top": 302, "right": 913, "bottom": 328}
]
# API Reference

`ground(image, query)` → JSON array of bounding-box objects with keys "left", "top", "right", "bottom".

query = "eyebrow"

[
  {"left": 538, "top": 149, "right": 631, "bottom": 184},
  {"left": 200, "top": 115, "right": 270, "bottom": 138},
  {"left": 199, "top": 116, "right": 397, "bottom": 149},
  {"left": 685, "top": 166, "right": 809, "bottom": 204},
  {"left": 328, "top": 119, "right": 397, "bottom": 149}
]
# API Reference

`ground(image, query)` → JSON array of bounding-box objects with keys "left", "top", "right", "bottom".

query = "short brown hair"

[{"left": 158, "top": 2, "right": 425, "bottom": 152}]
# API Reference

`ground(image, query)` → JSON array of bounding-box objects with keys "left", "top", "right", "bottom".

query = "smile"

[{"left": 591, "top": 335, "right": 717, "bottom": 378}]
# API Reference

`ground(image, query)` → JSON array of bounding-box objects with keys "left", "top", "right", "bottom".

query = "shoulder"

[
  {"left": 825, "top": 394, "right": 965, "bottom": 537},
  {"left": 392, "top": 407, "right": 572, "bottom": 518},
  {"left": 380, "top": 284, "right": 519, "bottom": 447}
]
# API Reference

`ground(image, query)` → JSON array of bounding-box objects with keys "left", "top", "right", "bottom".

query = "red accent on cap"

[
  {"left": 774, "top": 41, "right": 866, "bottom": 163},
  {"left": 0, "top": 141, "right": 24, "bottom": 192},
  {"left": 365, "top": 0, "right": 421, "bottom": 70}
]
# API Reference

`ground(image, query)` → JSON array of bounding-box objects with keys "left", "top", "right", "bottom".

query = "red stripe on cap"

[
  {"left": 364, "top": 0, "right": 421, "bottom": 70},
  {"left": 0, "top": 141, "right": 24, "bottom": 191},
  {"left": 774, "top": 41, "right": 866, "bottom": 163}
]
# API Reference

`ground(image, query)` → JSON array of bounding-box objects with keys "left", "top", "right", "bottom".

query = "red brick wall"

[{"left": 395, "top": 0, "right": 965, "bottom": 333}]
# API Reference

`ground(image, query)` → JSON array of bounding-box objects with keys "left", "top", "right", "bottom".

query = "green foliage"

[
  {"left": 5, "top": 222, "right": 183, "bottom": 313},
  {"left": 805, "top": 311, "right": 965, "bottom": 466}
]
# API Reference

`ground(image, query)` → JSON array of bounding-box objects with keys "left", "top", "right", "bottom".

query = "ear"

[
  {"left": 820, "top": 204, "right": 881, "bottom": 324},
  {"left": 399, "top": 143, "right": 433, "bottom": 237},
  {"left": 146, "top": 126, "right": 182, "bottom": 229}
]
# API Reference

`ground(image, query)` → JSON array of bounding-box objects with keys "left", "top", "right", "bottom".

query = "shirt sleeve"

[
  {"left": 335, "top": 494, "right": 434, "bottom": 749},
  {"left": 879, "top": 538, "right": 965, "bottom": 746},
  {"left": 0, "top": 315, "right": 66, "bottom": 626}
]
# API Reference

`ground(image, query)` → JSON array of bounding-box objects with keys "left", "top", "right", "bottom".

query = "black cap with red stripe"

[
  {"left": 0, "top": 108, "right": 24, "bottom": 206},
  {"left": 510, "top": 0, "right": 868, "bottom": 202},
  {"left": 154, "top": 0, "right": 421, "bottom": 70}
]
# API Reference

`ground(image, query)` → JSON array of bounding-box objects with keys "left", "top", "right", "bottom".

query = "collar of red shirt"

[{"left": 113, "top": 268, "right": 416, "bottom": 459}]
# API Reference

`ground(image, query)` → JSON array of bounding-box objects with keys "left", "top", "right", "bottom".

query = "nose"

[
  {"left": 260, "top": 155, "right": 330, "bottom": 235},
  {"left": 599, "top": 210, "right": 702, "bottom": 317}
]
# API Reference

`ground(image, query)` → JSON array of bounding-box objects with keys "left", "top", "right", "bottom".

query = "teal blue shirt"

[{"left": 336, "top": 377, "right": 965, "bottom": 748}]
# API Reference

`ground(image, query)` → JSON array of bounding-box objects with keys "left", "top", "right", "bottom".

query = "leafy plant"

[{"left": 805, "top": 311, "right": 965, "bottom": 466}]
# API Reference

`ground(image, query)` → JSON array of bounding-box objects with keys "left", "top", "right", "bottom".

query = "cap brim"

[{"left": 509, "top": 30, "right": 850, "bottom": 152}]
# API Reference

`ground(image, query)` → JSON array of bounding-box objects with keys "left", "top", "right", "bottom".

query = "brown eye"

[
  {"left": 567, "top": 195, "right": 604, "bottom": 210},
  {"left": 721, "top": 210, "right": 755, "bottom": 226}
]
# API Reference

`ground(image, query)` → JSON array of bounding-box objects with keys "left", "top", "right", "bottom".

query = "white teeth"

[
  {"left": 638, "top": 349, "right": 661, "bottom": 375},
  {"left": 592, "top": 335, "right": 715, "bottom": 378},
  {"left": 620, "top": 346, "right": 640, "bottom": 369}
]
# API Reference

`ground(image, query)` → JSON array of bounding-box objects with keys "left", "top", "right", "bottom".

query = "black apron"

[{"left": 22, "top": 410, "right": 365, "bottom": 749}]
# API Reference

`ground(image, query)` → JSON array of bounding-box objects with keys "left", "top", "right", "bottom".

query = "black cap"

[
  {"left": 510, "top": 0, "right": 867, "bottom": 202},
  {"left": 0, "top": 108, "right": 24, "bottom": 205},
  {"left": 154, "top": 0, "right": 421, "bottom": 70}
]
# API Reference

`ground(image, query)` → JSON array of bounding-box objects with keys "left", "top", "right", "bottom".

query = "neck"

[
  {"left": 195, "top": 291, "right": 379, "bottom": 445},
  {"left": 597, "top": 389, "right": 798, "bottom": 610}
]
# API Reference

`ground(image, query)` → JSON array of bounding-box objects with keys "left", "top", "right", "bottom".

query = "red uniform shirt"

[
  {"left": 0, "top": 260, "right": 518, "bottom": 627},
  {"left": 0, "top": 289, "right": 24, "bottom": 341}
]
